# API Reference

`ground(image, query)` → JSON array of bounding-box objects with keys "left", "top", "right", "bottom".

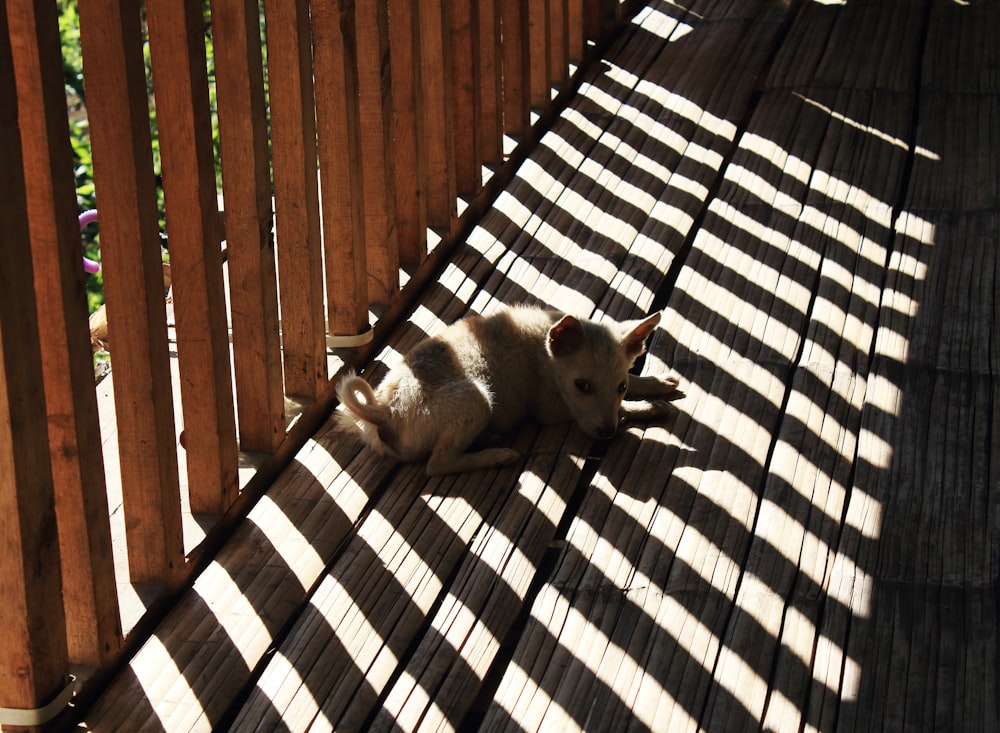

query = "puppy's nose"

[{"left": 596, "top": 425, "right": 616, "bottom": 440}]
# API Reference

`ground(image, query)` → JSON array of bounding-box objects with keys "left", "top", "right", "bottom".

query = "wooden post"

[
  {"left": 8, "top": 0, "right": 122, "bottom": 667},
  {"left": 146, "top": 0, "right": 239, "bottom": 513},
  {"left": 356, "top": 0, "right": 399, "bottom": 303},
  {"left": 474, "top": 0, "right": 503, "bottom": 168},
  {"left": 210, "top": 0, "right": 286, "bottom": 452},
  {"left": 313, "top": 0, "right": 369, "bottom": 337},
  {"left": 417, "top": 0, "right": 457, "bottom": 230},
  {"left": 548, "top": 0, "right": 568, "bottom": 93},
  {"left": 567, "top": 0, "right": 584, "bottom": 66},
  {"left": 78, "top": 0, "right": 185, "bottom": 586},
  {"left": 264, "top": 0, "right": 328, "bottom": 398},
  {"left": 388, "top": 0, "right": 428, "bottom": 265},
  {"left": 0, "top": 7, "right": 71, "bottom": 719},
  {"left": 450, "top": 0, "right": 478, "bottom": 197},
  {"left": 500, "top": 0, "right": 529, "bottom": 140},
  {"left": 526, "top": 0, "right": 549, "bottom": 109},
  {"left": 584, "top": 0, "right": 617, "bottom": 42}
]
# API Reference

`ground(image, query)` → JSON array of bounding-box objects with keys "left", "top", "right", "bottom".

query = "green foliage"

[{"left": 57, "top": 1, "right": 269, "bottom": 314}]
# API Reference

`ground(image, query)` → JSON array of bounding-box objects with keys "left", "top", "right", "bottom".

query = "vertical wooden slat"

[
  {"left": 566, "top": 0, "right": 584, "bottom": 66},
  {"left": 265, "top": 0, "right": 327, "bottom": 397},
  {"left": 314, "top": 0, "right": 369, "bottom": 336},
  {"left": 210, "top": 0, "right": 285, "bottom": 452},
  {"left": 474, "top": 0, "right": 503, "bottom": 167},
  {"left": 418, "top": 0, "right": 457, "bottom": 230},
  {"left": 147, "top": 0, "right": 238, "bottom": 514},
  {"left": 548, "top": 0, "right": 567, "bottom": 91},
  {"left": 8, "top": 0, "right": 121, "bottom": 667},
  {"left": 357, "top": 0, "right": 399, "bottom": 302},
  {"left": 388, "top": 0, "right": 427, "bottom": 265},
  {"left": 78, "top": 0, "right": 184, "bottom": 586},
  {"left": 526, "top": 0, "right": 548, "bottom": 109},
  {"left": 584, "top": 0, "right": 617, "bottom": 42},
  {"left": 450, "top": 0, "right": 478, "bottom": 197},
  {"left": 0, "top": 6, "right": 71, "bottom": 717},
  {"left": 500, "top": 0, "right": 528, "bottom": 139}
]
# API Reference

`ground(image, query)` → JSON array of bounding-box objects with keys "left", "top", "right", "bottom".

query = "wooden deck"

[{"left": 75, "top": 0, "right": 999, "bottom": 730}]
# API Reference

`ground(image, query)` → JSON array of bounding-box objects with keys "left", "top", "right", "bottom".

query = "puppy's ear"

[
  {"left": 548, "top": 315, "right": 586, "bottom": 357},
  {"left": 622, "top": 311, "right": 661, "bottom": 359}
]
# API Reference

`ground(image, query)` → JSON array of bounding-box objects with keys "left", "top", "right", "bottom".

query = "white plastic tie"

[
  {"left": 0, "top": 675, "right": 78, "bottom": 727},
  {"left": 326, "top": 326, "right": 374, "bottom": 349}
]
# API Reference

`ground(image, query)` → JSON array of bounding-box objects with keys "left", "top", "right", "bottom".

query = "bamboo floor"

[{"left": 77, "top": 0, "right": 1000, "bottom": 730}]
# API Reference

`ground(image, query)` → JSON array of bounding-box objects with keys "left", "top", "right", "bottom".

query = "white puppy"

[{"left": 337, "top": 305, "right": 679, "bottom": 475}]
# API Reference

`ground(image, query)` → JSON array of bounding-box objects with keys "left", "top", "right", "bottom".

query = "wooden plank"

[
  {"left": 449, "top": 0, "right": 478, "bottom": 197},
  {"left": 548, "top": 0, "right": 568, "bottom": 94},
  {"left": 526, "top": 0, "right": 548, "bottom": 109},
  {"left": 357, "top": 0, "right": 399, "bottom": 301},
  {"left": 7, "top": 0, "right": 121, "bottom": 666},
  {"left": 82, "top": 427, "right": 390, "bottom": 730},
  {"left": 313, "top": 0, "right": 369, "bottom": 336},
  {"left": 499, "top": 0, "right": 528, "bottom": 140},
  {"left": 417, "top": 0, "right": 458, "bottom": 229},
  {"left": 0, "top": 13, "right": 71, "bottom": 717},
  {"left": 583, "top": 0, "right": 616, "bottom": 43},
  {"left": 265, "top": 0, "right": 327, "bottom": 397},
  {"left": 210, "top": 0, "right": 285, "bottom": 452},
  {"left": 388, "top": 0, "right": 427, "bottom": 265},
  {"left": 147, "top": 0, "right": 239, "bottom": 514},
  {"left": 474, "top": 0, "right": 503, "bottom": 168},
  {"left": 819, "top": 3, "right": 1000, "bottom": 723},
  {"left": 369, "top": 430, "right": 589, "bottom": 732},
  {"left": 78, "top": 0, "right": 184, "bottom": 585},
  {"left": 566, "top": 0, "right": 584, "bottom": 65}
]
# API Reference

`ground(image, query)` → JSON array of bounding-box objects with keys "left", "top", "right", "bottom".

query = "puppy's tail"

[{"left": 336, "top": 371, "right": 391, "bottom": 428}]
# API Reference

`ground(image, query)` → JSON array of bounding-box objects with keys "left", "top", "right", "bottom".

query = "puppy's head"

[{"left": 547, "top": 312, "right": 660, "bottom": 440}]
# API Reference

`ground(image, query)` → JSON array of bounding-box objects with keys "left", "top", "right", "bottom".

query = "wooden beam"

[
  {"left": 450, "top": 0, "right": 478, "bottom": 197},
  {"left": 0, "top": 5, "right": 70, "bottom": 716},
  {"left": 474, "top": 0, "right": 503, "bottom": 168},
  {"left": 314, "top": 0, "right": 369, "bottom": 337},
  {"left": 210, "top": 0, "right": 285, "bottom": 452},
  {"left": 417, "top": 0, "right": 458, "bottom": 230},
  {"left": 357, "top": 0, "right": 399, "bottom": 302},
  {"left": 8, "top": 0, "right": 122, "bottom": 667},
  {"left": 526, "top": 0, "right": 549, "bottom": 109},
  {"left": 388, "top": 0, "right": 428, "bottom": 265},
  {"left": 147, "top": 0, "right": 239, "bottom": 513},
  {"left": 78, "top": 0, "right": 185, "bottom": 586},
  {"left": 265, "top": 0, "right": 328, "bottom": 397},
  {"left": 548, "top": 0, "right": 568, "bottom": 93},
  {"left": 500, "top": 0, "right": 529, "bottom": 139}
]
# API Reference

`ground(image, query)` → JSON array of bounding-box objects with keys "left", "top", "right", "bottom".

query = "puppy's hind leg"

[
  {"left": 424, "top": 395, "right": 519, "bottom": 475},
  {"left": 426, "top": 441, "right": 521, "bottom": 476}
]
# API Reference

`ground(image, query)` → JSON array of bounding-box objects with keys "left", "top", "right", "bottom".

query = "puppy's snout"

[{"left": 596, "top": 425, "right": 616, "bottom": 440}]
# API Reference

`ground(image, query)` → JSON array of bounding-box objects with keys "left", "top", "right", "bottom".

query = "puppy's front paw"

[
  {"left": 627, "top": 373, "right": 682, "bottom": 400},
  {"left": 658, "top": 375, "right": 681, "bottom": 393}
]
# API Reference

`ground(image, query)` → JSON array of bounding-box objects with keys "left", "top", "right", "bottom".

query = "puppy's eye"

[
  {"left": 574, "top": 379, "right": 591, "bottom": 393},
  {"left": 618, "top": 381, "right": 628, "bottom": 394}
]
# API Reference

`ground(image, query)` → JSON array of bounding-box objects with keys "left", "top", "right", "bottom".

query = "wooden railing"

[{"left": 1, "top": 0, "right": 629, "bottom": 726}]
